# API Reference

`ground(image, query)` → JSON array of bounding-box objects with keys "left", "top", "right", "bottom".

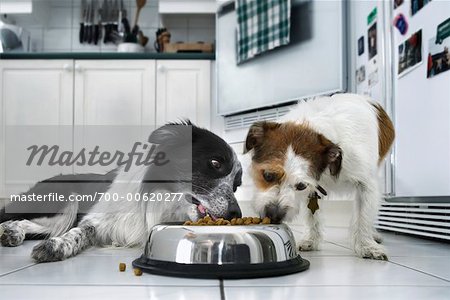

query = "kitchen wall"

[{"left": 4, "top": 0, "right": 215, "bottom": 52}]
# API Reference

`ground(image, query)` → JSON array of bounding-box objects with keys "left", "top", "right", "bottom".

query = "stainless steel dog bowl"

[{"left": 132, "top": 223, "right": 309, "bottom": 279}]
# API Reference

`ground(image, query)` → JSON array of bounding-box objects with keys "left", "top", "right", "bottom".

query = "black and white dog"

[{"left": 0, "top": 121, "right": 243, "bottom": 262}]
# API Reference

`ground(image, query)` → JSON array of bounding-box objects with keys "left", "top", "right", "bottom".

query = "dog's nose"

[
  {"left": 264, "top": 203, "right": 287, "bottom": 224},
  {"left": 226, "top": 201, "right": 242, "bottom": 219}
]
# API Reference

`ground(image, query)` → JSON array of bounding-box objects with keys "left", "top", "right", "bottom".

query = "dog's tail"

[
  {"left": 372, "top": 103, "right": 395, "bottom": 164},
  {"left": 46, "top": 200, "right": 80, "bottom": 237}
]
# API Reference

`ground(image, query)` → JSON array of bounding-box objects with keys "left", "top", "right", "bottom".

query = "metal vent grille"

[
  {"left": 376, "top": 202, "right": 450, "bottom": 241},
  {"left": 224, "top": 105, "right": 293, "bottom": 130}
]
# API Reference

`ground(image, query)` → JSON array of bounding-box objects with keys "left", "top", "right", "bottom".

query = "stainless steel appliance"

[
  {"left": 0, "top": 21, "right": 30, "bottom": 53},
  {"left": 216, "top": 0, "right": 347, "bottom": 115}
]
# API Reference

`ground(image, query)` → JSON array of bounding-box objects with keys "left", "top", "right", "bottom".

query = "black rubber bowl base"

[{"left": 132, "top": 255, "right": 310, "bottom": 279}]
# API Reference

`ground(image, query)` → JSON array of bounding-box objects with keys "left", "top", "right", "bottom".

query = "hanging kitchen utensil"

[
  {"left": 92, "top": 0, "right": 100, "bottom": 44},
  {"left": 103, "top": 0, "right": 110, "bottom": 43},
  {"left": 121, "top": 0, "right": 127, "bottom": 19},
  {"left": 118, "top": 0, "right": 126, "bottom": 36},
  {"left": 112, "top": 0, "right": 119, "bottom": 33},
  {"left": 134, "top": 0, "right": 147, "bottom": 28},
  {"left": 79, "top": 0, "right": 87, "bottom": 43},
  {"left": 84, "top": 0, "right": 93, "bottom": 43},
  {"left": 122, "top": 17, "right": 131, "bottom": 35},
  {"left": 97, "top": 0, "right": 103, "bottom": 42},
  {"left": 87, "top": 0, "right": 95, "bottom": 44}
]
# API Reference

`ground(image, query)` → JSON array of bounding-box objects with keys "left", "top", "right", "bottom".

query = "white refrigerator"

[{"left": 349, "top": 0, "right": 450, "bottom": 198}]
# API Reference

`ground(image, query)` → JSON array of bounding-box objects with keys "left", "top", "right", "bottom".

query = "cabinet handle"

[
  {"left": 75, "top": 64, "right": 83, "bottom": 73},
  {"left": 63, "top": 64, "right": 73, "bottom": 72},
  {"left": 157, "top": 65, "right": 166, "bottom": 73}
]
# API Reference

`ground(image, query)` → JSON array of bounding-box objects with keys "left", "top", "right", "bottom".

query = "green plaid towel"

[{"left": 236, "top": 0, "right": 291, "bottom": 64}]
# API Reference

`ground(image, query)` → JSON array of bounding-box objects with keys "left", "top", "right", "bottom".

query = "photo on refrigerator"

[
  {"left": 411, "top": 0, "right": 432, "bottom": 16},
  {"left": 368, "top": 22, "right": 377, "bottom": 60},
  {"left": 427, "top": 36, "right": 450, "bottom": 78},
  {"left": 398, "top": 29, "right": 423, "bottom": 76},
  {"left": 394, "top": 0, "right": 404, "bottom": 9},
  {"left": 427, "top": 18, "right": 450, "bottom": 78}
]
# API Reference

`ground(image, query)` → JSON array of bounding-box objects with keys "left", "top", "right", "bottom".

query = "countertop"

[{"left": 0, "top": 52, "right": 215, "bottom": 60}]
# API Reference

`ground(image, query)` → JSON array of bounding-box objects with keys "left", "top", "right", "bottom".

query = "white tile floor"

[{"left": 1, "top": 226, "right": 449, "bottom": 300}]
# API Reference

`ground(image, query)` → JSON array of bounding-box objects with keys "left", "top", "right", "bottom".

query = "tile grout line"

[
  {"left": 325, "top": 240, "right": 352, "bottom": 250},
  {"left": 0, "top": 263, "right": 37, "bottom": 278},
  {"left": 328, "top": 240, "right": 450, "bottom": 283},
  {"left": 0, "top": 283, "right": 221, "bottom": 287},
  {"left": 222, "top": 284, "right": 450, "bottom": 288},
  {"left": 388, "top": 260, "right": 450, "bottom": 283},
  {"left": 220, "top": 279, "right": 226, "bottom": 300}
]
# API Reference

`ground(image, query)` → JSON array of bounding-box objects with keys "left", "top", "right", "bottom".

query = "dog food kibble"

[
  {"left": 262, "top": 217, "right": 271, "bottom": 224},
  {"left": 119, "top": 263, "right": 126, "bottom": 272},
  {"left": 183, "top": 216, "right": 271, "bottom": 226},
  {"left": 133, "top": 268, "right": 143, "bottom": 276}
]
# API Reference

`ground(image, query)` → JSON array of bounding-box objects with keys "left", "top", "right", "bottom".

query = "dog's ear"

[
  {"left": 326, "top": 145, "right": 342, "bottom": 177},
  {"left": 148, "top": 121, "right": 193, "bottom": 145},
  {"left": 244, "top": 121, "right": 280, "bottom": 154}
]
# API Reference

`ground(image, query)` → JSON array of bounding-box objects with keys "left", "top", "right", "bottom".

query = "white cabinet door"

[
  {"left": 0, "top": 60, "right": 74, "bottom": 197},
  {"left": 156, "top": 60, "right": 211, "bottom": 128},
  {"left": 73, "top": 60, "right": 156, "bottom": 174},
  {"left": 74, "top": 60, "right": 156, "bottom": 126}
]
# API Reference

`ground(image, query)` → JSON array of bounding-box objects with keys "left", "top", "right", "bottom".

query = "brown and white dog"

[{"left": 244, "top": 93, "right": 394, "bottom": 260}]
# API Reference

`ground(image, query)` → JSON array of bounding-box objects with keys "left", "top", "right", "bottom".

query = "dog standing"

[{"left": 244, "top": 94, "right": 394, "bottom": 260}]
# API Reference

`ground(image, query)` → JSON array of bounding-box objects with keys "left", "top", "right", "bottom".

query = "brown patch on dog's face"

[
  {"left": 251, "top": 161, "right": 285, "bottom": 190},
  {"left": 245, "top": 121, "right": 343, "bottom": 190}
]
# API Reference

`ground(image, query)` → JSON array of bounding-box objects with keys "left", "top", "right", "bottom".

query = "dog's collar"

[{"left": 316, "top": 185, "right": 327, "bottom": 197}]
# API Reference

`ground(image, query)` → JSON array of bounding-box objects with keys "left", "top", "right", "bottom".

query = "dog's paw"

[
  {"left": 0, "top": 221, "right": 25, "bottom": 247},
  {"left": 31, "top": 238, "right": 67, "bottom": 262},
  {"left": 297, "top": 239, "right": 320, "bottom": 251},
  {"left": 356, "top": 243, "right": 388, "bottom": 260}
]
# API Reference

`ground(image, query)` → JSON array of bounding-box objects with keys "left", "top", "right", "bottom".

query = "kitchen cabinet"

[
  {"left": 74, "top": 60, "right": 155, "bottom": 126},
  {"left": 156, "top": 60, "right": 211, "bottom": 128},
  {"left": 0, "top": 0, "right": 32, "bottom": 14},
  {"left": 73, "top": 60, "right": 156, "bottom": 174},
  {"left": 0, "top": 60, "right": 74, "bottom": 196},
  {"left": 159, "top": 0, "right": 218, "bottom": 14},
  {"left": 0, "top": 58, "right": 211, "bottom": 197}
]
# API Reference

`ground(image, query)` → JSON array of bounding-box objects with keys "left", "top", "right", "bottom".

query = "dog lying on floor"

[
  {"left": 244, "top": 94, "right": 394, "bottom": 260},
  {"left": 0, "top": 121, "right": 243, "bottom": 262}
]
